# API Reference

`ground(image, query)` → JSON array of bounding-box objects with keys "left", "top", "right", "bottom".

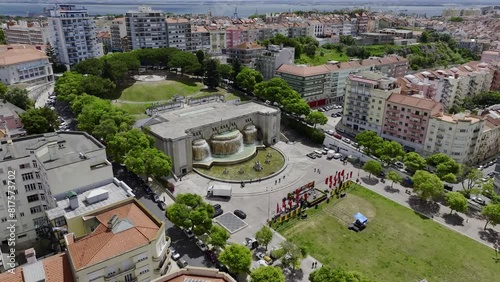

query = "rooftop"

[
  {"left": 151, "top": 267, "right": 236, "bottom": 282},
  {"left": 232, "top": 42, "right": 265, "bottom": 50},
  {"left": 66, "top": 199, "right": 162, "bottom": 271},
  {"left": 0, "top": 132, "right": 105, "bottom": 170},
  {"left": 0, "top": 253, "right": 73, "bottom": 282},
  {"left": 387, "top": 93, "right": 442, "bottom": 113},
  {"left": 147, "top": 102, "right": 279, "bottom": 140},
  {"left": 434, "top": 113, "right": 482, "bottom": 124},
  {"left": 0, "top": 44, "right": 48, "bottom": 66},
  {"left": 46, "top": 178, "right": 134, "bottom": 221}
]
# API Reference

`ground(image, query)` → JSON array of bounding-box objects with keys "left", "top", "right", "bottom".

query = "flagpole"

[{"left": 267, "top": 187, "right": 272, "bottom": 222}]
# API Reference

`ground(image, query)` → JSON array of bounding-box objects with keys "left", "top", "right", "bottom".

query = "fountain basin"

[
  {"left": 210, "top": 130, "right": 244, "bottom": 156},
  {"left": 242, "top": 125, "right": 258, "bottom": 144},
  {"left": 192, "top": 139, "right": 211, "bottom": 161}
]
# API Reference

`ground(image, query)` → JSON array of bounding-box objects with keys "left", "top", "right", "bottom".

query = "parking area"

[{"left": 214, "top": 212, "right": 248, "bottom": 234}]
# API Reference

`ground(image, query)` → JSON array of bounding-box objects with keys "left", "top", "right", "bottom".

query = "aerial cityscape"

[{"left": 0, "top": 1, "right": 499, "bottom": 282}]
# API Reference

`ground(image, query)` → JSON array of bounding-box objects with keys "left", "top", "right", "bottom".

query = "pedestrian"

[
  {"left": 466, "top": 218, "right": 469, "bottom": 223},
  {"left": 279, "top": 179, "right": 281, "bottom": 183},
  {"left": 312, "top": 262, "right": 314, "bottom": 269},
  {"left": 314, "top": 168, "right": 317, "bottom": 172}
]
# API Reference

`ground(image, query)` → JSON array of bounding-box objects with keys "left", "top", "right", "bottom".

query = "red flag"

[
  {"left": 329, "top": 175, "right": 333, "bottom": 184},
  {"left": 325, "top": 177, "right": 328, "bottom": 184},
  {"left": 288, "top": 200, "right": 292, "bottom": 209},
  {"left": 277, "top": 203, "right": 280, "bottom": 214},
  {"left": 282, "top": 201, "right": 286, "bottom": 209},
  {"left": 304, "top": 193, "right": 308, "bottom": 201},
  {"left": 329, "top": 182, "right": 332, "bottom": 189},
  {"left": 342, "top": 169, "right": 345, "bottom": 176}
]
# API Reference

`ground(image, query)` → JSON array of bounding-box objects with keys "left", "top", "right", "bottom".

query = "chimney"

[
  {"left": 25, "top": 248, "right": 36, "bottom": 264},
  {"left": 67, "top": 191, "right": 79, "bottom": 210},
  {"left": 107, "top": 215, "right": 119, "bottom": 230}
]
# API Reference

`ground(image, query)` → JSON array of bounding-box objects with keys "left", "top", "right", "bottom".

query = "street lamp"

[{"left": 266, "top": 187, "right": 273, "bottom": 222}]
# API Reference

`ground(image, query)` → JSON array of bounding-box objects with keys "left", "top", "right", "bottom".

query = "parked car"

[
  {"left": 341, "top": 137, "right": 351, "bottom": 144},
  {"left": 306, "top": 153, "right": 316, "bottom": 159},
  {"left": 182, "top": 227, "right": 195, "bottom": 239},
  {"left": 234, "top": 210, "right": 246, "bottom": 219},
  {"left": 444, "top": 184, "right": 453, "bottom": 192},
  {"left": 243, "top": 237, "right": 259, "bottom": 250},
  {"left": 326, "top": 129, "right": 335, "bottom": 135},
  {"left": 333, "top": 134, "right": 342, "bottom": 139},
  {"left": 255, "top": 252, "right": 273, "bottom": 265},
  {"left": 158, "top": 201, "right": 166, "bottom": 211},
  {"left": 152, "top": 193, "right": 159, "bottom": 203},
  {"left": 471, "top": 196, "right": 486, "bottom": 205},
  {"left": 143, "top": 185, "right": 153, "bottom": 195},
  {"left": 213, "top": 208, "right": 224, "bottom": 218},
  {"left": 196, "top": 240, "right": 208, "bottom": 252},
  {"left": 177, "top": 258, "right": 188, "bottom": 268},
  {"left": 206, "top": 250, "right": 218, "bottom": 263},
  {"left": 170, "top": 247, "right": 181, "bottom": 260},
  {"left": 213, "top": 204, "right": 221, "bottom": 210}
]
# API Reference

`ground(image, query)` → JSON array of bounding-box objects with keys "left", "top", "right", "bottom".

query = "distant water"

[{"left": 0, "top": 2, "right": 483, "bottom": 17}]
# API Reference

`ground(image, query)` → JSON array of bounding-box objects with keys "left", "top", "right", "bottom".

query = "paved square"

[{"left": 214, "top": 212, "right": 248, "bottom": 234}]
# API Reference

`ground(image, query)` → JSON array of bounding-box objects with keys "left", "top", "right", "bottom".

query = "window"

[
  {"left": 40, "top": 194, "right": 45, "bottom": 200},
  {"left": 54, "top": 217, "right": 66, "bottom": 227},
  {"left": 415, "top": 111, "right": 420, "bottom": 115},
  {"left": 30, "top": 206, "right": 42, "bottom": 214},
  {"left": 2, "top": 180, "right": 6, "bottom": 185},
  {"left": 32, "top": 160, "right": 38, "bottom": 168},
  {"left": 22, "top": 173, "right": 34, "bottom": 181},
  {"left": 401, "top": 107, "right": 405, "bottom": 111},
  {"left": 27, "top": 194, "right": 39, "bottom": 203},
  {"left": 459, "top": 129, "right": 466, "bottom": 133},
  {"left": 35, "top": 172, "right": 40, "bottom": 178},
  {"left": 19, "top": 164, "right": 30, "bottom": 169},
  {"left": 20, "top": 212, "right": 24, "bottom": 217},
  {"left": 25, "top": 183, "right": 36, "bottom": 192},
  {"left": 38, "top": 183, "right": 43, "bottom": 190},
  {"left": 1, "top": 218, "right": 6, "bottom": 222},
  {"left": 33, "top": 217, "right": 45, "bottom": 227}
]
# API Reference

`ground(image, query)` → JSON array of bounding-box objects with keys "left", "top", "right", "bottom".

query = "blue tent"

[{"left": 354, "top": 213, "right": 368, "bottom": 224}]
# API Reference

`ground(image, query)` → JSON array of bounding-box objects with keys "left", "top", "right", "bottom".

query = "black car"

[
  {"left": 152, "top": 193, "right": 159, "bottom": 203},
  {"left": 444, "top": 184, "right": 453, "bottom": 192},
  {"left": 213, "top": 204, "right": 221, "bottom": 210},
  {"left": 143, "top": 185, "right": 153, "bottom": 195},
  {"left": 234, "top": 210, "right": 246, "bottom": 219},
  {"left": 213, "top": 208, "right": 224, "bottom": 218},
  {"left": 158, "top": 201, "right": 166, "bottom": 210}
]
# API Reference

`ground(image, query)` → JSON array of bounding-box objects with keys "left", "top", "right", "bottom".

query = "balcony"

[
  {"left": 436, "top": 134, "right": 443, "bottom": 139},
  {"left": 104, "top": 265, "right": 136, "bottom": 281}
]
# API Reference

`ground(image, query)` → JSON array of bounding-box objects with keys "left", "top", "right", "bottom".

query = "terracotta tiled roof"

[
  {"left": 67, "top": 201, "right": 161, "bottom": 271},
  {"left": 276, "top": 64, "right": 331, "bottom": 76},
  {"left": 165, "top": 17, "right": 189, "bottom": 24},
  {"left": 96, "top": 31, "right": 110, "bottom": 38},
  {"left": 387, "top": 93, "right": 442, "bottom": 113},
  {"left": 0, "top": 45, "right": 48, "bottom": 66},
  {"left": 0, "top": 253, "right": 73, "bottom": 282}
]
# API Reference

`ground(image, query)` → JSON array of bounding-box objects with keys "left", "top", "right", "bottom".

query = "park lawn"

[
  {"left": 278, "top": 185, "right": 497, "bottom": 282},
  {"left": 114, "top": 102, "right": 149, "bottom": 115},
  {"left": 295, "top": 48, "right": 349, "bottom": 65},
  {"left": 119, "top": 77, "right": 204, "bottom": 102}
]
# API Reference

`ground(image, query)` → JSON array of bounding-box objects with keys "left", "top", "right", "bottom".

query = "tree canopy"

[
  {"left": 403, "top": 152, "right": 427, "bottom": 173},
  {"left": 0, "top": 87, "right": 33, "bottom": 110},
  {"left": 376, "top": 141, "right": 404, "bottom": 165},
  {"left": 254, "top": 77, "right": 310, "bottom": 116},
  {"left": 278, "top": 241, "right": 306, "bottom": 271},
  {"left": 426, "top": 153, "right": 459, "bottom": 182},
  {"left": 445, "top": 192, "right": 468, "bottom": 214},
  {"left": 387, "top": 171, "right": 402, "bottom": 188},
  {"left": 236, "top": 67, "right": 264, "bottom": 93},
  {"left": 203, "top": 58, "right": 221, "bottom": 89},
  {"left": 166, "top": 193, "right": 215, "bottom": 235},
  {"left": 306, "top": 111, "right": 328, "bottom": 128},
  {"left": 412, "top": 170, "right": 444, "bottom": 201},
  {"left": 218, "top": 244, "right": 252, "bottom": 274},
  {"left": 107, "top": 129, "right": 154, "bottom": 163},
  {"left": 355, "top": 131, "right": 383, "bottom": 156},
  {"left": 20, "top": 107, "right": 59, "bottom": 134},
  {"left": 168, "top": 51, "right": 201, "bottom": 75},
  {"left": 457, "top": 165, "right": 483, "bottom": 198},
  {"left": 124, "top": 147, "right": 172, "bottom": 179},
  {"left": 255, "top": 226, "right": 273, "bottom": 250},
  {"left": 310, "top": 266, "right": 373, "bottom": 282},
  {"left": 250, "top": 266, "right": 285, "bottom": 282},
  {"left": 208, "top": 224, "right": 230, "bottom": 249},
  {"left": 362, "top": 160, "right": 382, "bottom": 179},
  {"left": 481, "top": 204, "right": 500, "bottom": 230}
]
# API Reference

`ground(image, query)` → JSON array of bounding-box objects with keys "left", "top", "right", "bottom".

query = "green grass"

[
  {"left": 114, "top": 103, "right": 149, "bottom": 115},
  {"left": 119, "top": 77, "right": 204, "bottom": 102},
  {"left": 295, "top": 48, "right": 349, "bottom": 65},
  {"left": 278, "top": 185, "right": 498, "bottom": 282}
]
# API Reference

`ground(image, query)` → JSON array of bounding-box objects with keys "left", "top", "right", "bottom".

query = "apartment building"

[
  {"left": 423, "top": 113, "right": 483, "bottom": 164},
  {"left": 190, "top": 25, "right": 210, "bottom": 52},
  {"left": 227, "top": 42, "right": 265, "bottom": 68},
  {"left": 110, "top": 17, "right": 128, "bottom": 52},
  {"left": 0, "top": 44, "right": 54, "bottom": 85},
  {"left": 255, "top": 45, "right": 295, "bottom": 80},
  {"left": 356, "top": 32, "right": 394, "bottom": 46},
  {"left": 475, "top": 106, "right": 500, "bottom": 163},
  {"left": 96, "top": 31, "right": 111, "bottom": 53},
  {"left": 342, "top": 72, "right": 400, "bottom": 134},
  {"left": 4, "top": 21, "right": 49, "bottom": 46},
  {"left": 165, "top": 17, "right": 191, "bottom": 51},
  {"left": 225, "top": 26, "right": 243, "bottom": 49},
  {"left": 382, "top": 93, "right": 443, "bottom": 152},
  {"left": 0, "top": 132, "right": 112, "bottom": 245},
  {"left": 276, "top": 56, "right": 408, "bottom": 106},
  {"left": 481, "top": 50, "right": 500, "bottom": 64},
  {"left": 0, "top": 102, "right": 26, "bottom": 139},
  {"left": 378, "top": 28, "right": 414, "bottom": 39},
  {"left": 208, "top": 27, "right": 226, "bottom": 54},
  {"left": 64, "top": 198, "right": 169, "bottom": 281},
  {"left": 125, "top": 6, "right": 168, "bottom": 50},
  {"left": 354, "top": 13, "right": 369, "bottom": 34},
  {"left": 47, "top": 5, "right": 103, "bottom": 66}
]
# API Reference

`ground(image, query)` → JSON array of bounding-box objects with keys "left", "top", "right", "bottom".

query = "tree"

[
  {"left": 362, "top": 160, "right": 382, "bottom": 179},
  {"left": 0, "top": 29, "right": 5, "bottom": 44},
  {"left": 250, "top": 266, "right": 285, "bottom": 282},
  {"left": 235, "top": 67, "right": 263, "bottom": 93},
  {"left": 420, "top": 31, "right": 430, "bottom": 43},
  {"left": 20, "top": 107, "right": 59, "bottom": 134},
  {"left": 203, "top": 59, "right": 221, "bottom": 89},
  {"left": 70, "top": 94, "right": 101, "bottom": 116},
  {"left": 376, "top": 141, "right": 404, "bottom": 165},
  {"left": 310, "top": 266, "right": 373, "bottom": 282},
  {"left": 481, "top": 204, "right": 500, "bottom": 230},
  {"left": 480, "top": 178, "right": 495, "bottom": 198},
  {"left": 107, "top": 128, "right": 154, "bottom": 163},
  {"left": 426, "top": 153, "right": 459, "bottom": 181},
  {"left": 166, "top": 193, "right": 215, "bottom": 235},
  {"left": 0, "top": 83, "right": 7, "bottom": 96},
  {"left": 196, "top": 50, "right": 205, "bottom": 65},
  {"left": 208, "top": 224, "right": 230, "bottom": 249},
  {"left": 76, "top": 98, "right": 134, "bottom": 137},
  {"left": 306, "top": 111, "right": 328, "bottom": 128},
  {"left": 168, "top": 52, "right": 201, "bottom": 75},
  {"left": 412, "top": 170, "right": 444, "bottom": 201},
  {"left": 279, "top": 241, "right": 305, "bottom": 271},
  {"left": 231, "top": 58, "right": 243, "bottom": 81},
  {"left": 218, "top": 64, "right": 233, "bottom": 81},
  {"left": 1, "top": 88, "right": 33, "bottom": 110},
  {"left": 72, "top": 58, "right": 104, "bottom": 76},
  {"left": 387, "top": 171, "right": 402, "bottom": 188},
  {"left": 403, "top": 152, "right": 427, "bottom": 173},
  {"left": 218, "top": 244, "right": 252, "bottom": 274},
  {"left": 457, "top": 165, "right": 483, "bottom": 198},
  {"left": 355, "top": 131, "right": 383, "bottom": 156},
  {"left": 445, "top": 192, "right": 468, "bottom": 214},
  {"left": 54, "top": 72, "right": 85, "bottom": 101},
  {"left": 255, "top": 226, "right": 273, "bottom": 251},
  {"left": 82, "top": 75, "right": 116, "bottom": 98},
  {"left": 303, "top": 43, "right": 317, "bottom": 57},
  {"left": 124, "top": 148, "right": 172, "bottom": 179}
]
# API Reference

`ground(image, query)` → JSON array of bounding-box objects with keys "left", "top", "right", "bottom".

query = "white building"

[
  {"left": 126, "top": 6, "right": 168, "bottom": 50},
  {"left": 165, "top": 18, "right": 191, "bottom": 51},
  {"left": 423, "top": 113, "right": 483, "bottom": 164},
  {"left": 0, "top": 132, "right": 113, "bottom": 245},
  {"left": 47, "top": 5, "right": 103, "bottom": 66},
  {"left": 110, "top": 18, "right": 127, "bottom": 52},
  {"left": 0, "top": 44, "right": 54, "bottom": 85}
]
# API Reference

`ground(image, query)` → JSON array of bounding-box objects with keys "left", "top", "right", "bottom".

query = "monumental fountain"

[{"left": 192, "top": 124, "right": 286, "bottom": 182}]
